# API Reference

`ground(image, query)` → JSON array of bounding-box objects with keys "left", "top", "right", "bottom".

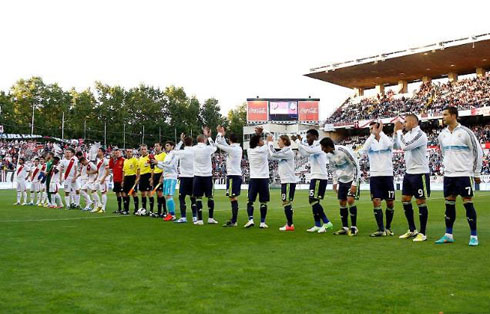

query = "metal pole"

[
  {"left": 104, "top": 121, "right": 107, "bottom": 147},
  {"left": 142, "top": 125, "right": 145, "bottom": 144},
  {"left": 61, "top": 112, "right": 65, "bottom": 140},
  {"left": 31, "top": 103, "right": 35, "bottom": 135},
  {"left": 174, "top": 128, "right": 177, "bottom": 143},
  {"left": 123, "top": 123, "right": 126, "bottom": 149},
  {"left": 84, "top": 119, "right": 86, "bottom": 139},
  {"left": 159, "top": 126, "right": 161, "bottom": 143}
]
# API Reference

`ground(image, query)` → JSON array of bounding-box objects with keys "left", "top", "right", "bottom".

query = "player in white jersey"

[
  {"left": 157, "top": 141, "right": 179, "bottom": 221},
  {"left": 320, "top": 137, "right": 361, "bottom": 236},
  {"left": 75, "top": 151, "right": 93, "bottom": 211},
  {"left": 171, "top": 135, "right": 197, "bottom": 223},
  {"left": 190, "top": 127, "right": 218, "bottom": 225},
  {"left": 215, "top": 126, "right": 243, "bottom": 227},
  {"left": 435, "top": 107, "right": 483, "bottom": 246},
  {"left": 60, "top": 148, "right": 80, "bottom": 209},
  {"left": 38, "top": 156, "right": 48, "bottom": 206},
  {"left": 293, "top": 129, "right": 333, "bottom": 234},
  {"left": 394, "top": 114, "right": 431, "bottom": 242},
  {"left": 77, "top": 157, "right": 100, "bottom": 212},
  {"left": 48, "top": 157, "right": 64, "bottom": 208},
  {"left": 244, "top": 127, "right": 270, "bottom": 229},
  {"left": 28, "top": 157, "right": 42, "bottom": 205},
  {"left": 14, "top": 157, "right": 29, "bottom": 205},
  {"left": 361, "top": 122, "right": 396, "bottom": 237},
  {"left": 267, "top": 134, "right": 297, "bottom": 231},
  {"left": 94, "top": 148, "right": 110, "bottom": 213}
]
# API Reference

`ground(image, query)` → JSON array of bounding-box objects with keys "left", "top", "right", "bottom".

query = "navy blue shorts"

[
  {"left": 337, "top": 181, "right": 359, "bottom": 200},
  {"left": 309, "top": 179, "right": 328, "bottom": 200},
  {"left": 281, "top": 183, "right": 296, "bottom": 203},
  {"left": 193, "top": 176, "right": 214, "bottom": 198},
  {"left": 179, "top": 177, "right": 194, "bottom": 196},
  {"left": 443, "top": 176, "right": 474, "bottom": 198},
  {"left": 226, "top": 175, "right": 242, "bottom": 197},
  {"left": 369, "top": 176, "right": 395, "bottom": 200},
  {"left": 402, "top": 173, "right": 430, "bottom": 199},
  {"left": 248, "top": 178, "right": 270, "bottom": 203}
]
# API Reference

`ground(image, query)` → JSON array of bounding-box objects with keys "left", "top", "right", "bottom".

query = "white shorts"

[
  {"left": 87, "top": 182, "right": 97, "bottom": 191},
  {"left": 49, "top": 182, "right": 60, "bottom": 193},
  {"left": 97, "top": 181, "right": 108, "bottom": 193},
  {"left": 80, "top": 179, "right": 89, "bottom": 190},
  {"left": 16, "top": 180, "right": 27, "bottom": 192},
  {"left": 63, "top": 179, "right": 80, "bottom": 193},
  {"left": 30, "top": 181, "right": 41, "bottom": 192}
]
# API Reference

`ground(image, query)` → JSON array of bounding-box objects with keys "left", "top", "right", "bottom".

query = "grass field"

[{"left": 1, "top": 189, "right": 489, "bottom": 313}]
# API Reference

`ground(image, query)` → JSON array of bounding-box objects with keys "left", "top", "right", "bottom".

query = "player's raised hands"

[
  {"left": 394, "top": 120, "right": 403, "bottom": 132},
  {"left": 266, "top": 134, "right": 273, "bottom": 142},
  {"left": 255, "top": 126, "right": 263, "bottom": 135},
  {"left": 203, "top": 126, "right": 211, "bottom": 137},
  {"left": 180, "top": 133, "right": 185, "bottom": 141}
]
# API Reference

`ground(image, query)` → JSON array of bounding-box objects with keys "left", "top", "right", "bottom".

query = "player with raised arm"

[
  {"left": 393, "top": 115, "right": 431, "bottom": 242},
  {"left": 267, "top": 134, "right": 297, "bottom": 231},
  {"left": 170, "top": 134, "right": 197, "bottom": 223},
  {"left": 215, "top": 126, "right": 243, "bottom": 227},
  {"left": 157, "top": 141, "right": 179, "bottom": 221},
  {"left": 362, "top": 121, "right": 396, "bottom": 237},
  {"left": 320, "top": 137, "right": 361, "bottom": 236},
  {"left": 191, "top": 127, "right": 218, "bottom": 225},
  {"left": 293, "top": 129, "right": 333, "bottom": 234},
  {"left": 245, "top": 127, "right": 271, "bottom": 229},
  {"left": 435, "top": 106, "right": 483, "bottom": 246}
]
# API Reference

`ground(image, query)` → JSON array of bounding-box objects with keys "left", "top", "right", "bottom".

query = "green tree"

[
  {"left": 227, "top": 102, "right": 247, "bottom": 143},
  {"left": 200, "top": 98, "right": 226, "bottom": 136}
]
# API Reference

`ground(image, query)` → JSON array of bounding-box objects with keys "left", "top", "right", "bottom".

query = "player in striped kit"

[
  {"left": 75, "top": 151, "right": 93, "bottom": 211},
  {"left": 49, "top": 156, "right": 64, "bottom": 208},
  {"left": 93, "top": 148, "right": 110, "bottom": 213},
  {"left": 60, "top": 148, "right": 80, "bottom": 210},
  {"left": 28, "top": 158, "right": 43, "bottom": 206},
  {"left": 14, "top": 158, "right": 29, "bottom": 205}
]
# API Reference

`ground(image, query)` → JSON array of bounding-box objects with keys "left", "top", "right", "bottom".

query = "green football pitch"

[{"left": 1, "top": 189, "right": 489, "bottom": 313}]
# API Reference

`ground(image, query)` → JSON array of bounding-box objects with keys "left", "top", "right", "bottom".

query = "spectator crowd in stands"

[{"left": 326, "top": 73, "right": 490, "bottom": 123}]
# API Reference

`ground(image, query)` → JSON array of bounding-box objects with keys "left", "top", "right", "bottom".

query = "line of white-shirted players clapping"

[{"left": 12, "top": 107, "right": 483, "bottom": 246}]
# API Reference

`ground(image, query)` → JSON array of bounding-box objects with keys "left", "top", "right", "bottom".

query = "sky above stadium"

[{"left": 1, "top": 0, "right": 489, "bottom": 119}]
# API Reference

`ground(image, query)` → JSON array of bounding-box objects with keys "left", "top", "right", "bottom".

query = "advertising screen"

[
  {"left": 269, "top": 101, "right": 298, "bottom": 121},
  {"left": 298, "top": 101, "right": 319, "bottom": 122},
  {"left": 247, "top": 101, "right": 268, "bottom": 122}
]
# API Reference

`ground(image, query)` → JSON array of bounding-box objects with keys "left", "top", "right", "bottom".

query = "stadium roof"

[{"left": 306, "top": 33, "right": 490, "bottom": 89}]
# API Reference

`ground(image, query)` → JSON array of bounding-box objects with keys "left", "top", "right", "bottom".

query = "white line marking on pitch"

[{"left": 0, "top": 215, "right": 128, "bottom": 223}]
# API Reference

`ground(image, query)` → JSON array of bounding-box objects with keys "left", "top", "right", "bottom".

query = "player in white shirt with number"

[{"left": 267, "top": 134, "right": 297, "bottom": 231}]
